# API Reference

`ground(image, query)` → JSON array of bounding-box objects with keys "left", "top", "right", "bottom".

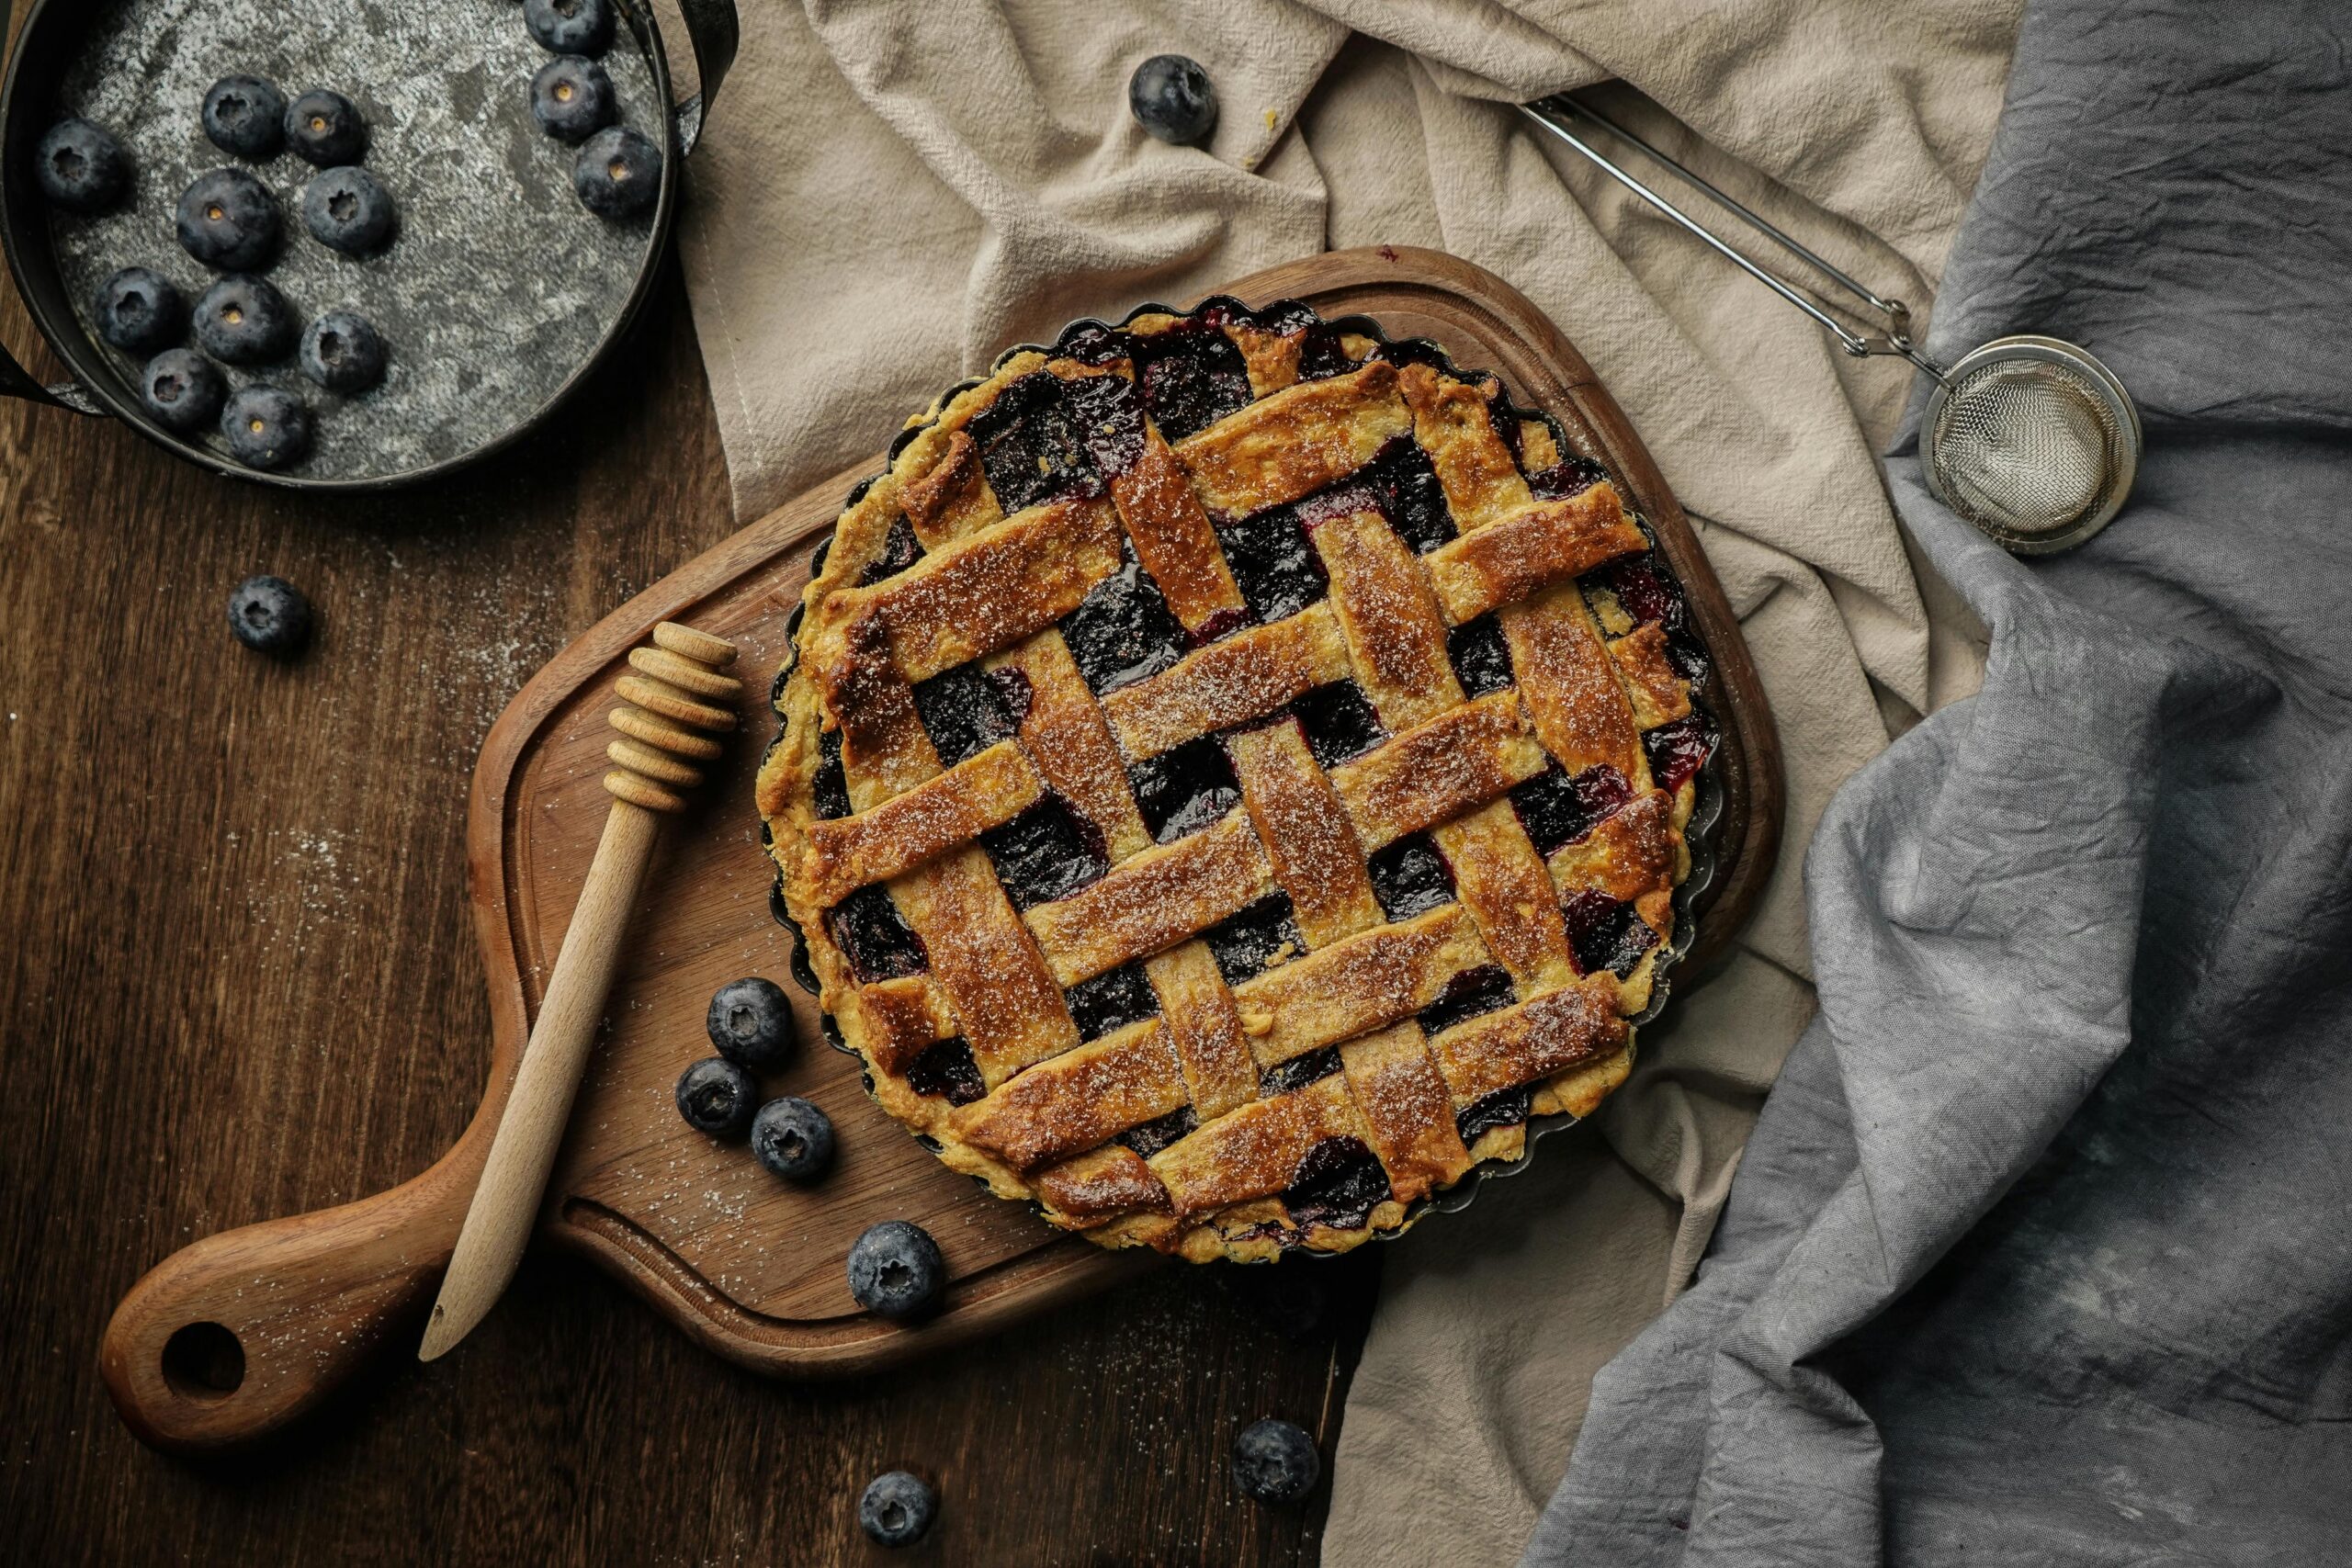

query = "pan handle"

[{"left": 668, "top": 0, "right": 741, "bottom": 158}]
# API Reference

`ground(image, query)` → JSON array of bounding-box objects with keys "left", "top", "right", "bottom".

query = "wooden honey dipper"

[{"left": 419, "top": 622, "right": 740, "bottom": 1360}]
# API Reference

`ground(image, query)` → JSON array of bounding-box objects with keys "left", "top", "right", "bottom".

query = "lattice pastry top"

[{"left": 758, "top": 299, "right": 1719, "bottom": 1262}]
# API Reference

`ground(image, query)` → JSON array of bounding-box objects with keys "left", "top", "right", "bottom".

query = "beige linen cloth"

[{"left": 675, "top": 4, "right": 2019, "bottom": 1562}]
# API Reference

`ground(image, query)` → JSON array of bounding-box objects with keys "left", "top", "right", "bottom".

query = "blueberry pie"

[{"left": 758, "top": 299, "right": 1719, "bottom": 1261}]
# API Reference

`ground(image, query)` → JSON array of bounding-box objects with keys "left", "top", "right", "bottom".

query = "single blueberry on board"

[
  {"left": 225, "top": 574, "right": 312, "bottom": 657},
  {"left": 220, "top": 386, "right": 312, "bottom": 470},
  {"left": 300, "top": 310, "right": 387, "bottom": 395},
  {"left": 749, "top": 1097, "right": 835, "bottom": 1181},
  {"left": 195, "top": 275, "right": 297, "bottom": 365},
  {"left": 858, "top": 1470, "right": 937, "bottom": 1549},
  {"left": 301, "top": 166, "right": 396, "bottom": 254},
  {"left": 673, "top": 1056, "right": 758, "bottom": 1136},
  {"left": 846, "top": 1220, "right": 945, "bottom": 1320},
  {"left": 573, "top": 126, "right": 661, "bottom": 219},
  {"left": 284, "top": 90, "right": 367, "bottom": 166},
  {"left": 35, "top": 119, "right": 129, "bottom": 213},
  {"left": 94, "top": 268, "right": 187, "bottom": 355},
  {"left": 531, "top": 56, "right": 616, "bottom": 143},
  {"left": 1128, "top": 53, "right": 1218, "bottom": 147},
  {"left": 202, "top": 75, "right": 287, "bottom": 159},
  {"left": 176, "top": 168, "right": 280, "bottom": 271},
  {"left": 1231, "top": 1417, "right": 1321, "bottom": 1504},
  {"left": 141, "top": 349, "right": 226, "bottom": 434},
  {"left": 706, "top": 976, "right": 794, "bottom": 1070},
  {"left": 526, "top": 0, "right": 616, "bottom": 58}
]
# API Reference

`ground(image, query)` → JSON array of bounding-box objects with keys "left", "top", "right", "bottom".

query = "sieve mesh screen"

[{"left": 1928, "top": 356, "right": 2130, "bottom": 541}]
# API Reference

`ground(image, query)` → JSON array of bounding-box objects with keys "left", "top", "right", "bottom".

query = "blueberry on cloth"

[
  {"left": 176, "top": 168, "right": 280, "bottom": 271},
  {"left": 1231, "top": 1417, "right": 1321, "bottom": 1504},
  {"left": 572, "top": 126, "right": 661, "bottom": 219},
  {"left": 525, "top": 0, "right": 616, "bottom": 58},
  {"left": 194, "top": 275, "right": 297, "bottom": 365},
  {"left": 300, "top": 166, "right": 395, "bottom": 254},
  {"left": 202, "top": 75, "right": 287, "bottom": 159},
  {"left": 674, "top": 1056, "right": 757, "bottom": 1135},
  {"left": 220, "top": 386, "right": 311, "bottom": 470},
  {"left": 858, "top": 1471, "right": 936, "bottom": 1548},
  {"left": 1128, "top": 54, "right": 1218, "bottom": 147},
  {"left": 94, "top": 268, "right": 187, "bottom": 355},
  {"left": 34, "top": 118, "right": 129, "bottom": 212},
  {"left": 284, "top": 89, "right": 367, "bottom": 166},
  {"left": 140, "top": 349, "right": 225, "bottom": 434},
  {"left": 750, "top": 1097, "right": 834, "bottom": 1181},
  {"left": 300, "top": 310, "right": 386, "bottom": 395},
  {"left": 706, "top": 975, "right": 794, "bottom": 1069},
  {"left": 846, "top": 1220, "right": 945, "bottom": 1320},
  {"left": 226, "top": 574, "right": 312, "bottom": 656},
  {"left": 531, "top": 55, "right": 616, "bottom": 142}
]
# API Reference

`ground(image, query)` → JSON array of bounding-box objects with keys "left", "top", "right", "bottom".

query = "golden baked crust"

[{"left": 759, "top": 299, "right": 1718, "bottom": 1261}]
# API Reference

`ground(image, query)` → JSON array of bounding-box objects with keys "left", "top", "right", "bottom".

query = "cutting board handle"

[{"left": 98, "top": 1135, "right": 479, "bottom": 1453}]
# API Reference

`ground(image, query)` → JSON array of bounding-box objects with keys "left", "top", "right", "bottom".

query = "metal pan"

[{"left": 0, "top": 0, "right": 735, "bottom": 490}]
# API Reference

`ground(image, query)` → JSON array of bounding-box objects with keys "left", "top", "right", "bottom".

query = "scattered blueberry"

[
  {"left": 300, "top": 310, "right": 386, "bottom": 395},
  {"left": 1128, "top": 54, "right": 1218, "bottom": 147},
  {"left": 202, "top": 75, "right": 287, "bottom": 159},
  {"left": 531, "top": 55, "right": 616, "bottom": 141},
  {"left": 299, "top": 165, "right": 395, "bottom": 256},
  {"left": 194, "top": 275, "right": 297, "bottom": 365},
  {"left": 1231, "top": 1418, "right": 1320, "bottom": 1504},
  {"left": 176, "top": 168, "right": 280, "bottom": 270},
  {"left": 525, "top": 0, "right": 616, "bottom": 57},
  {"left": 284, "top": 89, "right": 367, "bottom": 166},
  {"left": 34, "top": 119, "right": 129, "bottom": 212},
  {"left": 572, "top": 126, "right": 661, "bottom": 219},
  {"left": 750, "top": 1098, "right": 835, "bottom": 1181},
  {"left": 140, "top": 349, "right": 226, "bottom": 434},
  {"left": 706, "top": 976, "right": 794, "bottom": 1069},
  {"left": 226, "top": 574, "right": 312, "bottom": 656},
  {"left": 846, "top": 1220, "right": 944, "bottom": 1320},
  {"left": 674, "top": 1056, "right": 757, "bottom": 1136},
  {"left": 220, "top": 386, "right": 312, "bottom": 470},
  {"left": 857, "top": 1471, "right": 936, "bottom": 1549},
  {"left": 93, "top": 268, "right": 187, "bottom": 355}
]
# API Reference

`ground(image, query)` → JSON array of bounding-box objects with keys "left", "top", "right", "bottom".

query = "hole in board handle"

[{"left": 161, "top": 1321, "right": 245, "bottom": 1399}]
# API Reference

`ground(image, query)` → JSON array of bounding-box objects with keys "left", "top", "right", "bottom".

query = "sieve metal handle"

[{"left": 1518, "top": 95, "right": 1945, "bottom": 382}]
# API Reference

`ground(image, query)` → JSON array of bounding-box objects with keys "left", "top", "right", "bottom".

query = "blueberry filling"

[
  {"left": 1446, "top": 614, "right": 1515, "bottom": 697},
  {"left": 1260, "top": 1044, "right": 1340, "bottom": 1097},
  {"left": 1066, "top": 961, "right": 1160, "bottom": 1041},
  {"left": 1366, "top": 441, "right": 1455, "bottom": 553},
  {"left": 825, "top": 885, "right": 928, "bottom": 982},
  {"left": 1116, "top": 1104, "right": 1199, "bottom": 1157},
  {"left": 1131, "top": 321, "right": 1251, "bottom": 441},
  {"left": 1204, "top": 893, "right": 1306, "bottom": 986},
  {"left": 1128, "top": 735, "right": 1241, "bottom": 842},
  {"left": 1641, "top": 711, "right": 1717, "bottom": 795},
  {"left": 812, "top": 728, "right": 851, "bottom": 819},
  {"left": 1282, "top": 1137, "right": 1391, "bottom": 1232},
  {"left": 968, "top": 370, "right": 1102, "bottom": 511},
  {"left": 1454, "top": 1087, "right": 1532, "bottom": 1143},
  {"left": 912, "top": 661, "right": 1017, "bottom": 765},
  {"left": 905, "top": 1036, "right": 986, "bottom": 1105},
  {"left": 1417, "top": 964, "right": 1516, "bottom": 1036},
  {"left": 858, "top": 512, "right": 925, "bottom": 585},
  {"left": 1510, "top": 763, "right": 1634, "bottom": 855},
  {"left": 1295, "top": 322, "right": 1357, "bottom": 381},
  {"left": 1366, "top": 832, "right": 1454, "bottom": 921},
  {"left": 1215, "top": 504, "right": 1327, "bottom": 624},
  {"left": 978, "top": 795, "right": 1110, "bottom": 909},
  {"left": 1056, "top": 321, "right": 1130, "bottom": 367},
  {"left": 1064, "top": 370, "right": 1149, "bottom": 477},
  {"left": 1526, "top": 453, "right": 1609, "bottom": 500},
  {"left": 1058, "top": 542, "right": 1187, "bottom": 694},
  {"left": 1562, "top": 890, "right": 1659, "bottom": 977},
  {"left": 1289, "top": 682, "right": 1385, "bottom": 769}
]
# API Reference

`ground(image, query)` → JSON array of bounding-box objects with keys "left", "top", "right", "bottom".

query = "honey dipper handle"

[{"left": 418, "top": 800, "right": 663, "bottom": 1359}]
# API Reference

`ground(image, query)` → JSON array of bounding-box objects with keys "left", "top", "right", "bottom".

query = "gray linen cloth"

[{"left": 1529, "top": 0, "right": 2352, "bottom": 1562}]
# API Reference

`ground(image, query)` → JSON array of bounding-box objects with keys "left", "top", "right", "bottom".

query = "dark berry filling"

[
  {"left": 1510, "top": 763, "right": 1634, "bottom": 855},
  {"left": 1282, "top": 1136, "right": 1391, "bottom": 1232},
  {"left": 1525, "top": 453, "right": 1609, "bottom": 500},
  {"left": 857, "top": 512, "right": 926, "bottom": 585},
  {"left": 968, "top": 370, "right": 1102, "bottom": 511},
  {"left": 1642, "top": 711, "right": 1717, "bottom": 795},
  {"left": 826, "top": 885, "right": 928, "bottom": 982},
  {"left": 979, "top": 795, "right": 1110, "bottom": 909},
  {"left": 1066, "top": 961, "right": 1160, "bottom": 1041},
  {"left": 1058, "top": 542, "right": 1188, "bottom": 694},
  {"left": 1290, "top": 682, "right": 1386, "bottom": 769},
  {"left": 1367, "top": 832, "right": 1455, "bottom": 921},
  {"left": 1595, "top": 557, "right": 1679, "bottom": 629},
  {"left": 1132, "top": 321, "right": 1251, "bottom": 441},
  {"left": 1261, "top": 1044, "right": 1341, "bottom": 1097},
  {"left": 1367, "top": 441, "right": 1455, "bottom": 553},
  {"left": 1056, "top": 321, "right": 1130, "bottom": 366},
  {"left": 812, "top": 728, "right": 851, "bottom": 819},
  {"left": 1562, "top": 890, "right": 1659, "bottom": 977},
  {"left": 1454, "top": 1087, "right": 1532, "bottom": 1143},
  {"left": 1417, "top": 963, "right": 1516, "bottom": 1036},
  {"left": 912, "top": 661, "right": 1018, "bottom": 765},
  {"left": 1446, "top": 614, "right": 1514, "bottom": 698},
  {"left": 1295, "top": 322, "right": 1357, "bottom": 381},
  {"left": 1215, "top": 504, "right": 1328, "bottom": 625},
  {"left": 1064, "top": 371, "right": 1149, "bottom": 477},
  {"left": 1127, "top": 735, "right": 1240, "bottom": 842},
  {"left": 1205, "top": 893, "right": 1306, "bottom": 986},
  {"left": 1116, "top": 1104, "right": 1199, "bottom": 1157},
  {"left": 905, "top": 1037, "right": 985, "bottom": 1105}
]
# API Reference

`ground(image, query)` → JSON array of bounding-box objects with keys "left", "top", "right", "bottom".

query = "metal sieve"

[{"left": 1520, "top": 95, "right": 2142, "bottom": 554}]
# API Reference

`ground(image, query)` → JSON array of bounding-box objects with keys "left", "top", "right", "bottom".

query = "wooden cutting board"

[{"left": 99, "top": 245, "right": 1783, "bottom": 1454}]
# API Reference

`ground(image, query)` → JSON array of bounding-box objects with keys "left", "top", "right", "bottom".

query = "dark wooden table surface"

[{"left": 0, "top": 252, "right": 1374, "bottom": 1564}]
